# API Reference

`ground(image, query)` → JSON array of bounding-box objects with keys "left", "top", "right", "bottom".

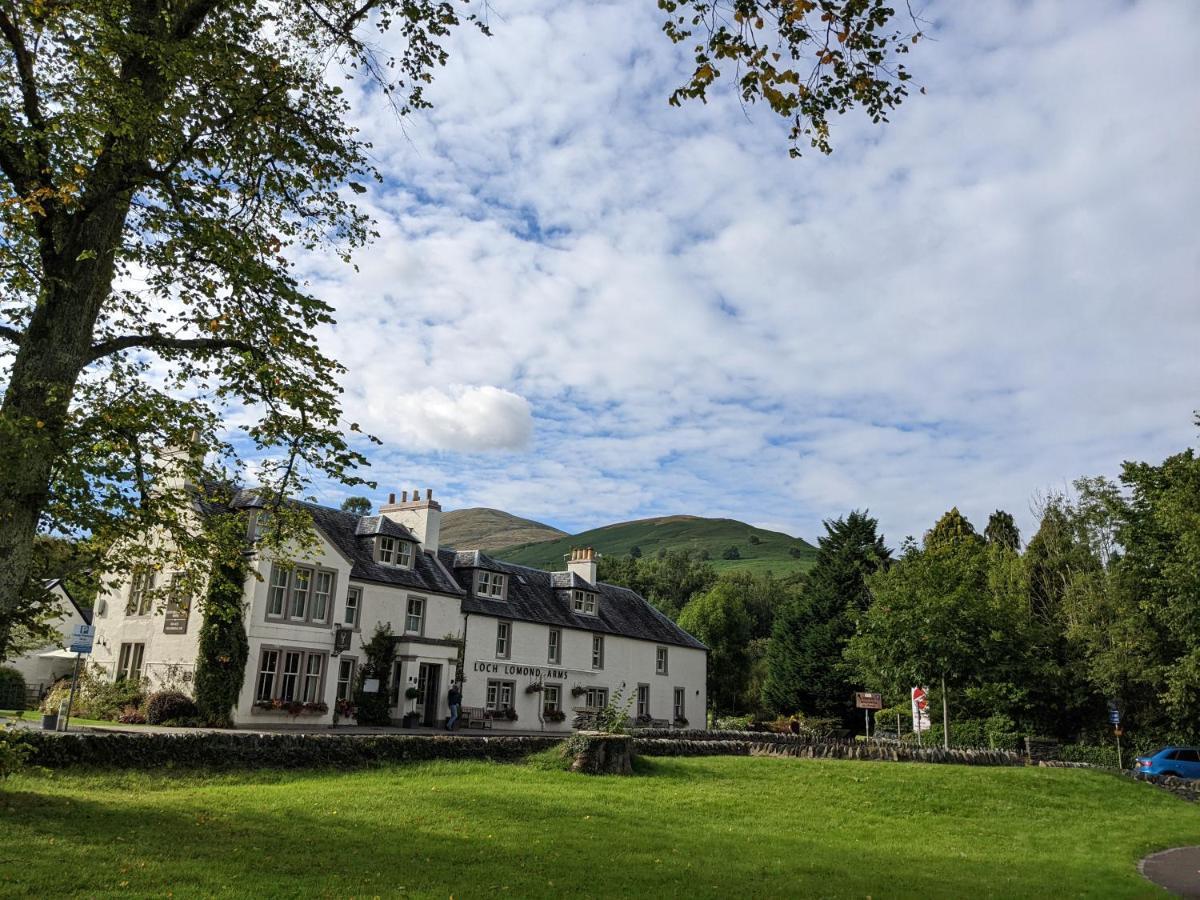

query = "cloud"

[
  {"left": 362, "top": 385, "right": 533, "bottom": 453},
  {"left": 282, "top": 0, "right": 1200, "bottom": 543}
]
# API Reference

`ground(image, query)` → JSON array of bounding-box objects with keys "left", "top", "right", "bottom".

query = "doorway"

[{"left": 417, "top": 663, "right": 441, "bottom": 727}]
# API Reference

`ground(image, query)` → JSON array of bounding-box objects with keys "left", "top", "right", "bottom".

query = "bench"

[{"left": 460, "top": 706, "right": 493, "bottom": 730}]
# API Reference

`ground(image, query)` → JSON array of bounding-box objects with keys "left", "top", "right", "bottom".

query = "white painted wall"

[{"left": 6, "top": 585, "right": 90, "bottom": 694}]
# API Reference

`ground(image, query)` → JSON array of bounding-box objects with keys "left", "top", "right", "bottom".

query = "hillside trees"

[
  {"left": 0, "top": 0, "right": 925, "bottom": 668},
  {"left": 678, "top": 580, "right": 755, "bottom": 717},
  {"left": 763, "top": 511, "right": 889, "bottom": 723}
]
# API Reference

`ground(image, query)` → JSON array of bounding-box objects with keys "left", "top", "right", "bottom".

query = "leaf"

[{"left": 348, "top": 182, "right": 367, "bottom": 194}]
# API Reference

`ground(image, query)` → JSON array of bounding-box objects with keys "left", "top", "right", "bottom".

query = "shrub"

[
  {"left": 118, "top": 705, "right": 147, "bottom": 725},
  {"left": 86, "top": 678, "right": 146, "bottom": 721},
  {"left": 714, "top": 714, "right": 754, "bottom": 731},
  {"left": 0, "top": 725, "right": 32, "bottom": 779},
  {"left": 0, "top": 667, "right": 26, "bottom": 710},
  {"left": 145, "top": 691, "right": 199, "bottom": 725},
  {"left": 354, "top": 624, "right": 397, "bottom": 726},
  {"left": 722, "top": 546, "right": 740, "bottom": 560},
  {"left": 194, "top": 555, "right": 250, "bottom": 727}
]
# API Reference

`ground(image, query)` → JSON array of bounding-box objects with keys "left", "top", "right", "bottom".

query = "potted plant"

[
  {"left": 544, "top": 709, "right": 566, "bottom": 723},
  {"left": 333, "top": 697, "right": 356, "bottom": 725},
  {"left": 402, "top": 686, "right": 421, "bottom": 728},
  {"left": 504, "top": 707, "right": 519, "bottom": 722},
  {"left": 525, "top": 683, "right": 544, "bottom": 694},
  {"left": 673, "top": 716, "right": 689, "bottom": 728},
  {"left": 570, "top": 685, "right": 586, "bottom": 699}
]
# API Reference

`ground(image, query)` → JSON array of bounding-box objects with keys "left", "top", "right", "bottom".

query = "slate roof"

[
  {"left": 438, "top": 549, "right": 706, "bottom": 651},
  {"left": 193, "top": 483, "right": 703, "bottom": 650}
]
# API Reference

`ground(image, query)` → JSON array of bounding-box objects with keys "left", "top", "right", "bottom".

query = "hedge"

[{"left": 22, "top": 731, "right": 562, "bottom": 770}]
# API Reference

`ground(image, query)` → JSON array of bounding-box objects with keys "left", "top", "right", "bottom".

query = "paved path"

[{"left": 1141, "top": 847, "right": 1200, "bottom": 898}]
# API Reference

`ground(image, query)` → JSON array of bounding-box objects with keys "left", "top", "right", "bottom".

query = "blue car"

[{"left": 1134, "top": 746, "right": 1200, "bottom": 780}]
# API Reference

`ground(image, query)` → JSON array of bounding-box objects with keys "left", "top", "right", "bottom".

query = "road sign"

[
  {"left": 1108, "top": 709, "right": 1121, "bottom": 725},
  {"left": 855, "top": 692, "right": 883, "bottom": 710},
  {"left": 68, "top": 623, "right": 94, "bottom": 654},
  {"left": 911, "top": 686, "right": 931, "bottom": 732}
]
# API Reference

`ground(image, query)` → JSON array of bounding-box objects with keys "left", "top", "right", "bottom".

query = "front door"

[{"left": 417, "top": 663, "right": 441, "bottom": 727}]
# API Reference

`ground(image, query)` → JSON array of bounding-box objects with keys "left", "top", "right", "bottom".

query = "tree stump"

[{"left": 566, "top": 732, "right": 634, "bottom": 775}]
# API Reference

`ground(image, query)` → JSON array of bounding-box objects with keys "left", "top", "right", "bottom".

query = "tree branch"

[
  {"left": 0, "top": 324, "right": 23, "bottom": 346},
  {"left": 0, "top": 7, "right": 52, "bottom": 177},
  {"left": 86, "top": 333, "right": 263, "bottom": 365}
]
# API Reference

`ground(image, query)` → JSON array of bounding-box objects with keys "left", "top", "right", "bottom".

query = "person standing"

[{"left": 447, "top": 682, "right": 462, "bottom": 730}]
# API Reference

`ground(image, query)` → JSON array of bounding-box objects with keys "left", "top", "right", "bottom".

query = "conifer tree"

[{"left": 763, "top": 511, "right": 889, "bottom": 722}]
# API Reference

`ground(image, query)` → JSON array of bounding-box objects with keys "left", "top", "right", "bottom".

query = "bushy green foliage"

[
  {"left": 145, "top": 691, "right": 199, "bottom": 726},
  {"left": 597, "top": 549, "right": 717, "bottom": 619},
  {"left": 354, "top": 624, "right": 397, "bottom": 726},
  {"left": 593, "top": 685, "right": 634, "bottom": 734},
  {"left": 0, "top": 666, "right": 26, "bottom": 710},
  {"left": 679, "top": 582, "right": 754, "bottom": 716},
  {"left": 0, "top": 725, "right": 31, "bottom": 780},
  {"left": 194, "top": 553, "right": 250, "bottom": 727},
  {"left": 39, "top": 667, "right": 144, "bottom": 721}
]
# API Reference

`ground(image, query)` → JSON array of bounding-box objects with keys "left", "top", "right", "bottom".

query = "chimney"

[
  {"left": 379, "top": 487, "right": 442, "bottom": 553},
  {"left": 566, "top": 546, "right": 598, "bottom": 586}
]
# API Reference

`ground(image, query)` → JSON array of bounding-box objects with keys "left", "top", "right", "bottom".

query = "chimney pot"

[
  {"left": 401, "top": 490, "right": 407, "bottom": 502},
  {"left": 426, "top": 488, "right": 433, "bottom": 501},
  {"left": 389, "top": 492, "right": 396, "bottom": 505}
]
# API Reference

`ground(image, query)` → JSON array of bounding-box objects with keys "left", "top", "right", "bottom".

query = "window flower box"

[{"left": 253, "top": 699, "right": 329, "bottom": 716}]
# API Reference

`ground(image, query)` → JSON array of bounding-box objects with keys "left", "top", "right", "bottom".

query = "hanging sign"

[{"left": 68, "top": 624, "right": 95, "bottom": 654}]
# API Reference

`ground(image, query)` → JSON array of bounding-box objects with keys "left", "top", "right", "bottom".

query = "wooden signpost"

[{"left": 855, "top": 692, "right": 882, "bottom": 739}]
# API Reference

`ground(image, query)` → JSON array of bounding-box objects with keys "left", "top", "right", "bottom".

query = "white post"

[{"left": 941, "top": 675, "right": 949, "bottom": 751}]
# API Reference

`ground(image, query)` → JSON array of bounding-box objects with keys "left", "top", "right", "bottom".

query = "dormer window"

[
  {"left": 572, "top": 589, "right": 597, "bottom": 615},
  {"left": 377, "top": 536, "right": 413, "bottom": 568},
  {"left": 476, "top": 570, "right": 506, "bottom": 599}
]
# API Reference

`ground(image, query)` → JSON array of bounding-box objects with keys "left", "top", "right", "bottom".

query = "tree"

[
  {"left": 597, "top": 549, "right": 716, "bottom": 620},
  {"left": 193, "top": 553, "right": 250, "bottom": 727},
  {"left": 984, "top": 510, "right": 1021, "bottom": 552},
  {"left": 678, "top": 580, "right": 754, "bottom": 717},
  {"left": 0, "top": 0, "right": 923, "bottom": 655},
  {"left": 722, "top": 546, "right": 741, "bottom": 560},
  {"left": 354, "top": 622, "right": 397, "bottom": 726},
  {"left": 628, "top": 545, "right": 643, "bottom": 560},
  {"left": 763, "top": 511, "right": 889, "bottom": 724},
  {"left": 847, "top": 510, "right": 995, "bottom": 749},
  {"left": 340, "top": 497, "right": 373, "bottom": 517}
]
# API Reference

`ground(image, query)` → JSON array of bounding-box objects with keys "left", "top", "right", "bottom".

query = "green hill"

[
  {"left": 494, "top": 514, "right": 817, "bottom": 576},
  {"left": 440, "top": 507, "right": 568, "bottom": 553}
]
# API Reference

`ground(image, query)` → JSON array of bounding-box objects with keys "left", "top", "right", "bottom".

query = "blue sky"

[{"left": 288, "top": 0, "right": 1199, "bottom": 546}]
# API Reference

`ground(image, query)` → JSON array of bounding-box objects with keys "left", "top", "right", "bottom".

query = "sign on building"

[
  {"left": 911, "top": 686, "right": 931, "bottom": 732},
  {"left": 68, "top": 623, "right": 95, "bottom": 655},
  {"left": 854, "top": 692, "right": 883, "bottom": 710},
  {"left": 163, "top": 596, "right": 190, "bottom": 635}
]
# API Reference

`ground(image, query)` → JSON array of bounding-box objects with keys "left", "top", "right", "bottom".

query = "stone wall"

[
  {"left": 565, "top": 732, "right": 634, "bottom": 775},
  {"left": 634, "top": 737, "right": 1023, "bottom": 766}
]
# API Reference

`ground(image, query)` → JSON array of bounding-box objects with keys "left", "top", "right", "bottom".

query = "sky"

[{"left": 294, "top": 0, "right": 1200, "bottom": 547}]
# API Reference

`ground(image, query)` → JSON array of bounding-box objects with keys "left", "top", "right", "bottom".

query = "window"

[
  {"left": 543, "top": 684, "right": 561, "bottom": 716},
  {"left": 378, "top": 536, "right": 396, "bottom": 564},
  {"left": 302, "top": 653, "right": 324, "bottom": 703},
  {"left": 1173, "top": 749, "right": 1200, "bottom": 763},
  {"left": 547, "top": 628, "right": 561, "bottom": 665},
  {"left": 267, "top": 565, "right": 335, "bottom": 626},
  {"left": 267, "top": 565, "right": 289, "bottom": 617},
  {"left": 637, "top": 684, "right": 650, "bottom": 718},
  {"left": 674, "top": 687, "right": 685, "bottom": 722},
  {"left": 572, "top": 590, "right": 597, "bottom": 615},
  {"left": 496, "top": 620, "right": 511, "bottom": 659},
  {"left": 378, "top": 537, "right": 414, "bottom": 568},
  {"left": 656, "top": 646, "right": 669, "bottom": 675},
  {"left": 255, "top": 648, "right": 327, "bottom": 706},
  {"left": 289, "top": 568, "right": 311, "bottom": 620},
  {"left": 485, "top": 679, "right": 515, "bottom": 711},
  {"left": 116, "top": 642, "right": 145, "bottom": 682},
  {"left": 336, "top": 658, "right": 356, "bottom": 701},
  {"left": 406, "top": 596, "right": 425, "bottom": 634},
  {"left": 126, "top": 567, "right": 156, "bottom": 616},
  {"left": 584, "top": 687, "right": 608, "bottom": 709},
  {"left": 311, "top": 571, "right": 334, "bottom": 624},
  {"left": 256, "top": 650, "right": 279, "bottom": 701},
  {"left": 591, "top": 634, "right": 604, "bottom": 670},
  {"left": 279, "top": 650, "right": 303, "bottom": 701},
  {"left": 343, "top": 586, "right": 362, "bottom": 627},
  {"left": 476, "top": 571, "right": 506, "bottom": 599}
]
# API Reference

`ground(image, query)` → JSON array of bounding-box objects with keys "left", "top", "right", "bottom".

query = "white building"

[
  {"left": 90, "top": 488, "right": 707, "bottom": 731},
  {"left": 7, "top": 579, "right": 92, "bottom": 699}
]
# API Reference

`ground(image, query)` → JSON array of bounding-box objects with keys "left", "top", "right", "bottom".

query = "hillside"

[
  {"left": 440, "top": 508, "right": 568, "bottom": 553},
  {"left": 494, "top": 514, "right": 817, "bottom": 576}
]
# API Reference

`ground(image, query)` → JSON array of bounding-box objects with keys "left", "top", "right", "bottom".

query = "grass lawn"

[{"left": 1, "top": 755, "right": 1198, "bottom": 898}]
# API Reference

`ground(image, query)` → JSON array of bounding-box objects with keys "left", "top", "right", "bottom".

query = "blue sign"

[
  {"left": 68, "top": 623, "right": 94, "bottom": 655},
  {"left": 1108, "top": 709, "right": 1121, "bottom": 725}
]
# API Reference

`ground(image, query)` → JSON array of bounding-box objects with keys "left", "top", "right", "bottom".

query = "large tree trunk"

[{"left": 0, "top": 199, "right": 129, "bottom": 654}]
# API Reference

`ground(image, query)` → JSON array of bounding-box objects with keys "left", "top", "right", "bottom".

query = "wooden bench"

[{"left": 460, "top": 706, "right": 493, "bottom": 730}]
